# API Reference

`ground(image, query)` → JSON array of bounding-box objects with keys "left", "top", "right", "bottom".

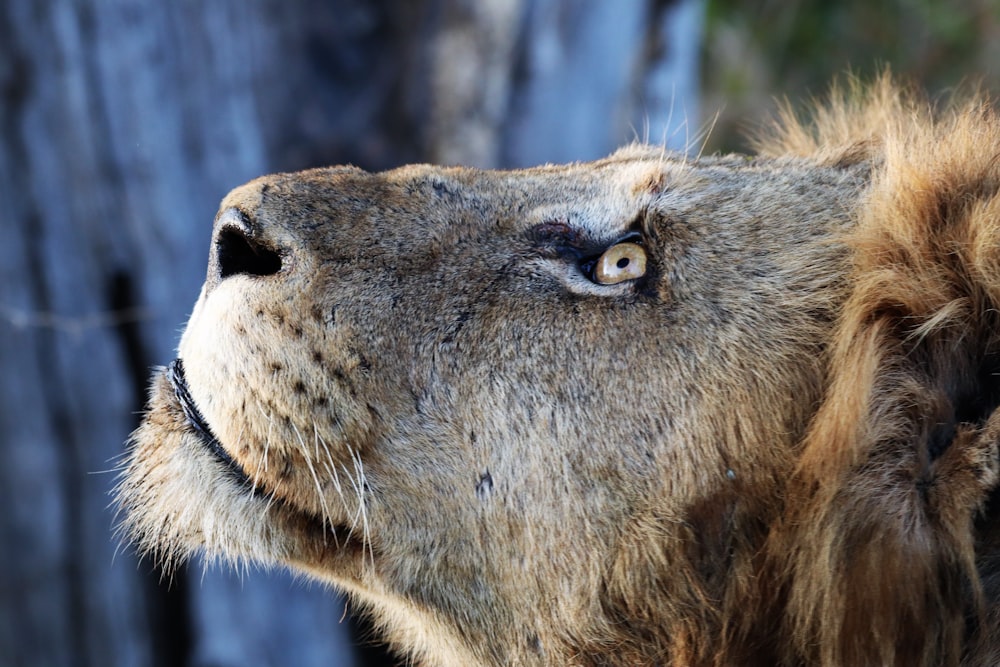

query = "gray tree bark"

[{"left": 0, "top": 1, "right": 702, "bottom": 666}]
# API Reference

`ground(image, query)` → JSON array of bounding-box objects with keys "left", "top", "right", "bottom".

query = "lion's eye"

[{"left": 592, "top": 242, "right": 647, "bottom": 285}]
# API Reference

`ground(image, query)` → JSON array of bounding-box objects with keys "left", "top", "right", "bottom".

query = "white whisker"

[
  {"left": 256, "top": 406, "right": 283, "bottom": 517},
  {"left": 695, "top": 109, "right": 722, "bottom": 161},
  {"left": 312, "top": 424, "right": 342, "bottom": 549},
  {"left": 290, "top": 420, "right": 335, "bottom": 545},
  {"left": 314, "top": 426, "right": 347, "bottom": 508},
  {"left": 342, "top": 459, "right": 364, "bottom": 537},
  {"left": 348, "top": 445, "right": 374, "bottom": 571}
]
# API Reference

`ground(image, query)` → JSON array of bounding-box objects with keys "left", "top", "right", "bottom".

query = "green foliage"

[{"left": 701, "top": 0, "right": 1000, "bottom": 151}]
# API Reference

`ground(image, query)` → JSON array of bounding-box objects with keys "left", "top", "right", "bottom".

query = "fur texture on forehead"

[{"left": 117, "top": 76, "right": 1000, "bottom": 667}]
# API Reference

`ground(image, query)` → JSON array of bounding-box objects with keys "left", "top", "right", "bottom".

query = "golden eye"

[{"left": 594, "top": 242, "right": 647, "bottom": 285}]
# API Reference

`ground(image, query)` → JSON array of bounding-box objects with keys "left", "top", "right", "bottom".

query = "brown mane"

[{"left": 765, "top": 77, "right": 1000, "bottom": 667}]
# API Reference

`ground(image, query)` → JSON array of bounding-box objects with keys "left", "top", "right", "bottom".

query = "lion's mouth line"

[
  {"left": 168, "top": 358, "right": 261, "bottom": 489},
  {"left": 166, "top": 358, "right": 357, "bottom": 544}
]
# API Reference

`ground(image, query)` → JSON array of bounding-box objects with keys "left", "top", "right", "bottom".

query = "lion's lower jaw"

[
  {"left": 117, "top": 373, "right": 761, "bottom": 667},
  {"left": 115, "top": 372, "right": 362, "bottom": 578}
]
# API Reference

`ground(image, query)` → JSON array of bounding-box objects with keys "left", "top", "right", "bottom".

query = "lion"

[{"left": 117, "top": 78, "right": 1000, "bottom": 666}]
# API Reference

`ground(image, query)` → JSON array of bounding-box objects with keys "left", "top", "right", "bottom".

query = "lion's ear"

[{"left": 771, "top": 105, "right": 1000, "bottom": 667}]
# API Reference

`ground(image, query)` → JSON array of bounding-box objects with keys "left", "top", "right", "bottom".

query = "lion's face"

[{"left": 119, "top": 146, "right": 867, "bottom": 665}]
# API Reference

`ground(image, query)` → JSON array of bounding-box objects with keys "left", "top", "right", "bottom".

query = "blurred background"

[{"left": 1, "top": 1, "right": 998, "bottom": 666}]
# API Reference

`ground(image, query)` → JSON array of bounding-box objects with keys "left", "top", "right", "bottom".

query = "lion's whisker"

[
  {"left": 348, "top": 446, "right": 374, "bottom": 571},
  {"left": 290, "top": 420, "right": 335, "bottom": 545},
  {"left": 314, "top": 425, "right": 348, "bottom": 512},
  {"left": 311, "top": 424, "right": 342, "bottom": 549}
]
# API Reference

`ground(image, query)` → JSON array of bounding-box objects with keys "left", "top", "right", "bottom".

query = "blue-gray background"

[{"left": 1, "top": 1, "right": 996, "bottom": 666}]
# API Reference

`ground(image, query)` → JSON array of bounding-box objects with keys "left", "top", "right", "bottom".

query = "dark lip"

[
  {"left": 168, "top": 358, "right": 258, "bottom": 489},
  {"left": 166, "top": 359, "right": 356, "bottom": 546}
]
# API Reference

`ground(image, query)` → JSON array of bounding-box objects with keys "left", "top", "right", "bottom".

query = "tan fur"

[{"left": 117, "top": 77, "right": 1000, "bottom": 666}]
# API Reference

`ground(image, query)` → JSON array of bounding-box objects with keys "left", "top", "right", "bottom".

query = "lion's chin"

[{"left": 117, "top": 364, "right": 373, "bottom": 584}]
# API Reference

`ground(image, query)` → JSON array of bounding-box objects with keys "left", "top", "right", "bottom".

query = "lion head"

[{"left": 118, "top": 80, "right": 1000, "bottom": 666}]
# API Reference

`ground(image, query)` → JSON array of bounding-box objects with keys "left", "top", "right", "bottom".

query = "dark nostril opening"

[{"left": 216, "top": 226, "right": 283, "bottom": 279}]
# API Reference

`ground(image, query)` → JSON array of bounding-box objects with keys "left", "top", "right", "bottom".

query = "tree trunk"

[{"left": 0, "top": 1, "right": 701, "bottom": 665}]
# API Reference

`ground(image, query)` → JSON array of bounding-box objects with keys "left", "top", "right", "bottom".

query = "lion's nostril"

[{"left": 216, "top": 226, "right": 283, "bottom": 279}]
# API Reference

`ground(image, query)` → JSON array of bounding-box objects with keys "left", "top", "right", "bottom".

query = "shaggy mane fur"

[{"left": 760, "top": 77, "right": 1000, "bottom": 667}]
